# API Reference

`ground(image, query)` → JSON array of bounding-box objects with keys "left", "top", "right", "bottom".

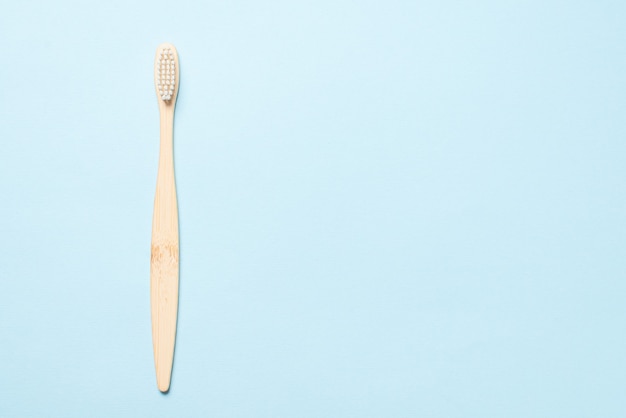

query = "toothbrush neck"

[{"left": 159, "top": 108, "right": 175, "bottom": 148}]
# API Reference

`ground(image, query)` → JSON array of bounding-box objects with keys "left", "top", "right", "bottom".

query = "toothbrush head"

[{"left": 154, "top": 44, "right": 179, "bottom": 103}]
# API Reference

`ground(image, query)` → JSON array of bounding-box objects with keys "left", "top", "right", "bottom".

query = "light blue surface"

[{"left": 2, "top": 1, "right": 626, "bottom": 416}]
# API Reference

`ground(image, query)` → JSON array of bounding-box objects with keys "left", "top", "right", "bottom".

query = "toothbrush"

[{"left": 151, "top": 43, "right": 180, "bottom": 393}]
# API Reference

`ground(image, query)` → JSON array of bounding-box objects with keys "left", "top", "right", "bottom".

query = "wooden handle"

[{"left": 151, "top": 106, "right": 179, "bottom": 392}]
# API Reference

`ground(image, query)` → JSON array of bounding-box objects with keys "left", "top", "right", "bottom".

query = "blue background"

[{"left": 2, "top": 1, "right": 626, "bottom": 416}]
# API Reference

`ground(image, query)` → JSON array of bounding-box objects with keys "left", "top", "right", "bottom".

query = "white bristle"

[{"left": 156, "top": 47, "right": 176, "bottom": 101}]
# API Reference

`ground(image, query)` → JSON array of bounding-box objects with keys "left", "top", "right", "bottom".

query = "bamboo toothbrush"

[{"left": 151, "top": 43, "right": 180, "bottom": 393}]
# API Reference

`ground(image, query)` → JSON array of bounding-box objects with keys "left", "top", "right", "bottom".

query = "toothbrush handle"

[{"left": 151, "top": 108, "right": 179, "bottom": 392}]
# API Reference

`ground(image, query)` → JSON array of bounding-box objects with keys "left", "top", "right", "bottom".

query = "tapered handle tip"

[{"left": 157, "top": 377, "right": 171, "bottom": 393}]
